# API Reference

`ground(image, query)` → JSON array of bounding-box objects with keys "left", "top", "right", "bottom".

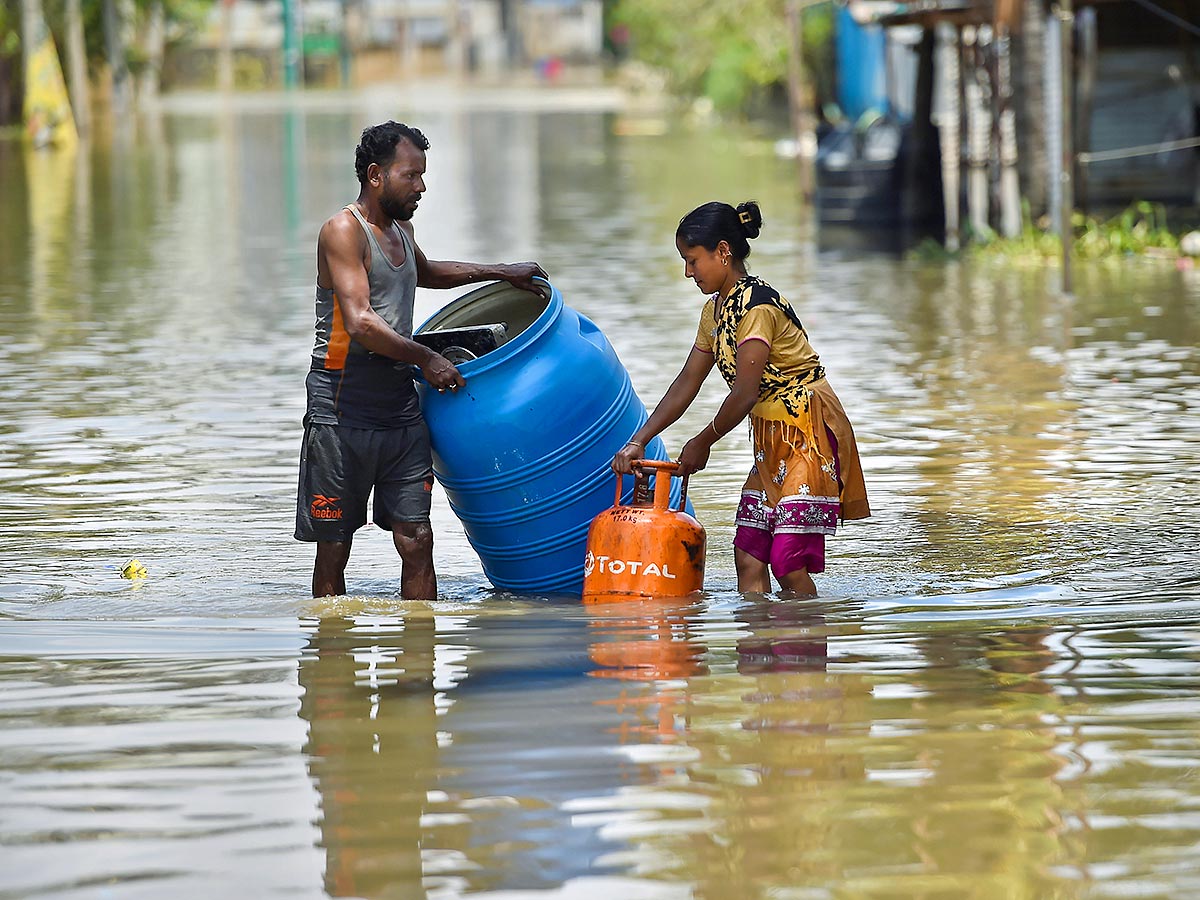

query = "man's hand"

[
  {"left": 499, "top": 262, "right": 550, "bottom": 297},
  {"left": 421, "top": 352, "right": 466, "bottom": 393}
]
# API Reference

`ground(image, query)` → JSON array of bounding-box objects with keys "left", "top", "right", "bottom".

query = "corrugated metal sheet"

[{"left": 1085, "top": 48, "right": 1198, "bottom": 204}]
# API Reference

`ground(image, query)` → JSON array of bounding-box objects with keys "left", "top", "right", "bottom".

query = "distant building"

[
  {"left": 1079, "top": 3, "right": 1199, "bottom": 208},
  {"left": 822, "top": 0, "right": 1199, "bottom": 245},
  {"left": 168, "top": 0, "right": 604, "bottom": 88}
]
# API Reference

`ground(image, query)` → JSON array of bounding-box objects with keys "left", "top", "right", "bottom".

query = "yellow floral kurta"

[{"left": 694, "top": 276, "right": 870, "bottom": 535}]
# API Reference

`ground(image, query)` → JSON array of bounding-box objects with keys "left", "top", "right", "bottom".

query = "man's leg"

[
  {"left": 297, "top": 422, "right": 369, "bottom": 597},
  {"left": 314, "top": 538, "right": 353, "bottom": 597},
  {"left": 392, "top": 521, "right": 435, "bottom": 600},
  {"left": 375, "top": 421, "right": 436, "bottom": 600}
]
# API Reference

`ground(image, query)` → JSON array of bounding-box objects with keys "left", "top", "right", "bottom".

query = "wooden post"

[
  {"left": 20, "top": 0, "right": 39, "bottom": 88},
  {"left": 64, "top": 0, "right": 89, "bottom": 137},
  {"left": 1075, "top": 6, "right": 1097, "bottom": 214},
  {"left": 964, "top": 27, "right": 990, "bottom": 238},
  {"left": 1057, "top": 0, "right": 1074, "bottom": 295},
  {"left": 1013, "top": 0, "right": 1049, "bottom": 220},
  {"left": 102, "top": 0, "right": 132, "bottom": 115},
  {"left": 136, "top": 0, "right": 164, "bottom": 103},
  {"left": 997, "top": 27, "right": 1022, "bottom": 237},
  {"left": 904, "top": 27, "right": 937, "bottom": 236},
  {"left": 938, "top": 23, "right": 962, "bottom": 251},
  {"left": 786, "top": 0, "right": 816, "bottom": 200}
]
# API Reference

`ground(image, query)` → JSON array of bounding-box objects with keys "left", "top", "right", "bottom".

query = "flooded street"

[{"left": 1, "top": 91, "right": 1199, "bottom": 898}]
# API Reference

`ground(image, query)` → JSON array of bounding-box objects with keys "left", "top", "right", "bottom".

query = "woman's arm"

[
  {"left": 676, "top": 338, "right": 769, "bottom": 475},
  {"left": 612, "top": 346, "right": 715, "bottom": 474}
]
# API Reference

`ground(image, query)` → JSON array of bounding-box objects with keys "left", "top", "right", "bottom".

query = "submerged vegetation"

[{"left": 914, "top": 202, "right": 1195, "bottom": 263}]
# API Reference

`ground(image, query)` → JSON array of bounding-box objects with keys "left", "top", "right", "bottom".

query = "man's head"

[{"left": 355, "top": 122, "right": 431, "bottom": 221}]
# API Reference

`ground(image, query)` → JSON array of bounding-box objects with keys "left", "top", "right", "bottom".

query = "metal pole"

[
  {"left": 282, "top": 0, "right": 300, "bottom": 89},
  {"left": 1057, "top": 0, "right": 1074, "bottom": 295},
  {"left": 218, "top": 0, "right": 235, "bottom": 92}
]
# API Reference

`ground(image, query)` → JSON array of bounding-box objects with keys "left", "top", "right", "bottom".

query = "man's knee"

[
  {"left": 393, "top": 521, "right": 433, "bottom": 560},
  {"left": 315, "top": 539, "right": 352, "bottom": 568}
]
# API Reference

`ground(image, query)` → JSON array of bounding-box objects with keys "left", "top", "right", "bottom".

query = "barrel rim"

[{"left": 415, "top": 279, "right": 561, "bottom": 380}]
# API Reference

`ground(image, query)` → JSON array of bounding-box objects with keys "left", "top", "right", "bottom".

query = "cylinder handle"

[{"left": 613, "top": 459, "right": 689, "bottom": 511}]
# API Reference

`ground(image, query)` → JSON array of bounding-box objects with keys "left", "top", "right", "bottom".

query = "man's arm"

[
  {"left": 320, "top": 213, "right": 464, "bottom": 389},
  {"left": 402, "top": 222, "right": 548, "bottom": 295}
]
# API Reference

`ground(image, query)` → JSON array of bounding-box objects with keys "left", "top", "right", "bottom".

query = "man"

[{"left": 296, "top": 121, "right": 546, "bottom": 599}]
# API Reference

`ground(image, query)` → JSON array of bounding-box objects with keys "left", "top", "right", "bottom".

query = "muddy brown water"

[{"left": 1, "top": 96, "right": 1198, "bottom": 899}]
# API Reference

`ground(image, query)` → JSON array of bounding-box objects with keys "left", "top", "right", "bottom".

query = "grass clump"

[{"left": 912, "top": 201, "right": 1190, "bottom": 263}]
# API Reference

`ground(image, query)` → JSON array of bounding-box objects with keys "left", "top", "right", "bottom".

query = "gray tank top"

[{"left": 305, "top": 205, "right": 422, "bottom": 428}]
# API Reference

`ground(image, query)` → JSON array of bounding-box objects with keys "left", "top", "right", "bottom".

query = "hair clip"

[{"left": 738, "top": 210, "right": 753, "bottom": 225}]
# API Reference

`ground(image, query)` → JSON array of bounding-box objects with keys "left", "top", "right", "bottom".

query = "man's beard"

[{"left": 381, "top": 195, "right": 415, "bottom": 221}]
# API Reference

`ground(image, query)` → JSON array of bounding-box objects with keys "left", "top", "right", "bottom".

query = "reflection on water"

[
  {"left": 299, "top": 615, "right": 437, "bottom": 897},
  {"left": 0, "top": 94, "right": 1199, "bottom": 897}
]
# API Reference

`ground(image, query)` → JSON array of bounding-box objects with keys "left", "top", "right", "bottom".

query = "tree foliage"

[
  {"left": 612, "top": 0, "right": 835, "bottom": 116},
  {"left": 2, "top": 0, "right": 212, "bottom": 78},
  {"left": 0, "top": 0, "right": 212, "bottom": 124},
  {"left": 38, "top": 0, "right": 212, "bottom": 75}
]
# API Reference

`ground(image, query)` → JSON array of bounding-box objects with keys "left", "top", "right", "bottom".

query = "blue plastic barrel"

[
  {"left": 836, "top": 6, "right": 888, "bottom": 121},
  {"left": 416, "top": 280, "right": 685, "bottom": 595}
]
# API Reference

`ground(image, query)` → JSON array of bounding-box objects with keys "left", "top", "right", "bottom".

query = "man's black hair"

[{"left": 354, "top": 121, "right": 430, "bottom": 184}]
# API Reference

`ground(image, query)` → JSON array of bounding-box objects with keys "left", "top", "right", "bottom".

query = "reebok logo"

[{"left": 310, "top": 494, "right": 343, "bottom": 520}]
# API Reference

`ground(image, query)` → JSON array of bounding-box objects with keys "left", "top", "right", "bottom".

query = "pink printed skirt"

[
  {"left": 732, "top": 377, "right": 869, "bottom": 578},
  {"left": 733, "top": 425, "right": 840, "bottom": 575}
]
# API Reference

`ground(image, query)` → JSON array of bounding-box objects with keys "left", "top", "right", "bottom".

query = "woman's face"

[{"left": 676, "top": 237, "right": 730, "bottom": 296}]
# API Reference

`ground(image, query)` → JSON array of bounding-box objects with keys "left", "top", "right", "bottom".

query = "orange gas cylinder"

[{"left": 582, "top": 460, "right": 705, "bottom": 604}]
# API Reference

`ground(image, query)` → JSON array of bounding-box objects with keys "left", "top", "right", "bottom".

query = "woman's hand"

[
  {"left": 611, "top": 441, "right": 644, "bottom": 475},
  {"left": 676, "top": 435, "right": 713, "bottom": 476}
]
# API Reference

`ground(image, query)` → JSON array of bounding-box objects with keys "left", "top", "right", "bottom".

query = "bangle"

[
  {"left": 625, "top": 439, "right": 644, "bottom": 449},
  {"left": 707, "top": 417, "right": 724, "bottom": 440}
]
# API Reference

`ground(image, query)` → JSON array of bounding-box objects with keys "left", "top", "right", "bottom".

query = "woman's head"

[
  {"left": 676, "top": 201, "right": 762, "bottom": 260},
  {"left": 675, "top": 201, "right": 763, "bottom": 296}
]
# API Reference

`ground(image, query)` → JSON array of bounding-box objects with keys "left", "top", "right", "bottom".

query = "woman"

[{"left": 612, "top": 200, "right": 870, "bottom": 596}]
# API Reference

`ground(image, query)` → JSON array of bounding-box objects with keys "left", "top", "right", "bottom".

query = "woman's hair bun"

[{"left": 735, "top": 201, "right": 763, "bottom": 240}]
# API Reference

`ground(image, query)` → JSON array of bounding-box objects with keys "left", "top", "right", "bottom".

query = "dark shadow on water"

[{"left": 816, "top": 222, "right": 935, "bottom": 256}]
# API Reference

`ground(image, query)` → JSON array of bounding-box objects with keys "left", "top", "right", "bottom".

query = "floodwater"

[{"left": 1, "top": 87, "right": 1199, "bottom": 899}]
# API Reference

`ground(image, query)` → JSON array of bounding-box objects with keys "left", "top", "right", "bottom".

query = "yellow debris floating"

[{"left": 121, "top": 559, "right": 148, "bottom": 580}]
